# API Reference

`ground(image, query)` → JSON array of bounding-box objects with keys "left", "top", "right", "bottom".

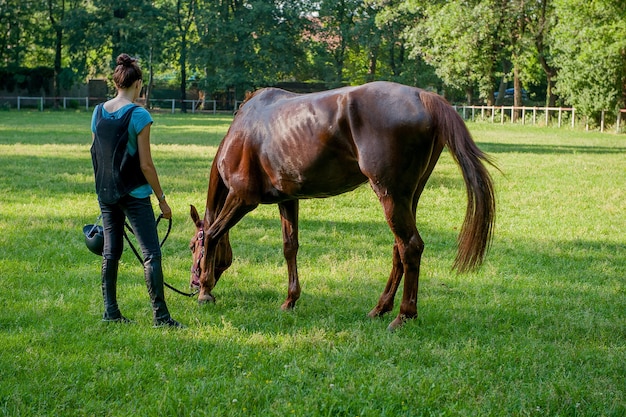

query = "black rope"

[{"left": 123, "top": 215, "right": 198, "bottom": 298}]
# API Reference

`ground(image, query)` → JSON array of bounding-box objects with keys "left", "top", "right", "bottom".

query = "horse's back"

[{"left": 218, "top": 82, "right": 438, "bottom": 201}]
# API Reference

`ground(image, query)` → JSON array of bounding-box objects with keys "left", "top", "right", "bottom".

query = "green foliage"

[
  {"left": 0, "top": 112, "right": 625, "bottom": 416},
  {"left": 1, "top": 0, "right": 625, "bottom": 115},
  {"left": 552, "top": 0, "right": 626, "bottom": 120},
  {"left": 0, "top": 67, "right": 55, "bottom": 94}
]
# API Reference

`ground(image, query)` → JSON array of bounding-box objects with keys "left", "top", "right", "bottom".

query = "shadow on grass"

[
  {"left": 479, "top": 142, "right": 626, "bottom": 155},
  {"left": 2, "top": 202, "right": 624, "bottom": 355},
  {"left": 161, "top": 214, "right": 626, "bottom": 337},
  {"left": 0, "top": 153, "right": 213, "bottom": 194}
]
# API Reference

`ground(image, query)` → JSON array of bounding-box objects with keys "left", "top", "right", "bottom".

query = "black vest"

[{"left": 91, "top": 104, "right": 148, "bottom": 204}]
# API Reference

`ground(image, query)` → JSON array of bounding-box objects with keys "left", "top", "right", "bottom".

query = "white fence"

[
  {"left": 0, "top": 96, "right": 232, "bottom": 113},
  {"left": 139, "top": 98, "right": 219, "bottom": 113},
  {"left": 2, "top": 96, "right": 625, "bottom": 132},
  {"left": 454, "top": 105, "right": 576, "bottom": 127},
  {"left": 454, "top": 105, "right": 626, "bottom": 133}
]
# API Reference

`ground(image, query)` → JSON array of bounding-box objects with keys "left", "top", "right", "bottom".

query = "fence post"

[{"left": 571, "top": 109, "right": 575, "bottom": 127}]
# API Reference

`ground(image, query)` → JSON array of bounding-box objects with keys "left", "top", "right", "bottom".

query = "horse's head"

[{"left": 189, "top": 205, "right": 232, "bottom": 290}]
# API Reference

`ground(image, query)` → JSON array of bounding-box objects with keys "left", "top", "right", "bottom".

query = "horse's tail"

[{"left": 419, "top": 90, "right": 496, "bottom": 273}]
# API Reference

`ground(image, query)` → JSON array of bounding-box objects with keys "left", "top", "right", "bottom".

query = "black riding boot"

[
  {"left": 144, "top": 257, "right": 184, "bottom": 328},
  {"left": 101, "top": 259, "right": 131, "bottom": 322}
]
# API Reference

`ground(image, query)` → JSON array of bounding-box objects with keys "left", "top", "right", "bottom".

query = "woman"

[{"left": 90, "top": 53, "right": 183, "bottom": 328}]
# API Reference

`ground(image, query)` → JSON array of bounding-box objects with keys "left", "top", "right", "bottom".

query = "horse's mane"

[
  {"left": 243, "top": 89, "right": 258, "bottom": 103},
  {"left": 238, "top": 87, "right": 299, "bottom": 113}
]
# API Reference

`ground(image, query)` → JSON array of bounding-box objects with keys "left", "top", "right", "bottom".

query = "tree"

[
  {"left": 314, "top": 0, "right": 362, "bottom": 86},
  {"left": 47, "top": 0, "right": 65, "bottom": 102},
  {"left": 0, "top": 0, "right": 43, "bottom": 68},
  {"left": 529, "top": 0, "right": 558, "bottom": 106},
  {"left": 193, "top": 0, "right": 310, "bottom": 103},
  {"left": 339, "top": 1, "right": 381, "bottom": 84},
  {"left": 404, "top": 0, "right": 508, "bottom": 104},
  {"left": 552, "top": 0, "right": 626, "bottom": 123},
  {"left": 167, "top": 0, "right": 196, "bottom": 112},
  {"left": 373, "top": 0, "right": 440, "bottom": 88}
]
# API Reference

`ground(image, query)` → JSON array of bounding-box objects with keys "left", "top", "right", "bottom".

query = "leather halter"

[{"left": 190, "top": 228, "right": 204, "bottom": 289}]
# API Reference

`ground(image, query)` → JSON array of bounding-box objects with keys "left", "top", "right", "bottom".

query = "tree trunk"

[
  {"left": 465, "top": 87, "right": 473, "bottom": 105},
  {"left": 546, "top": 73, "right": 556, "bottom": 107},
  {"left": 53, "top": 28, "right": 62, "bottom": 108},
  {"left": 513, "top": 66, "right": 522, "bottom": 121},
  {"left": 48, "top": 0, "right": 64, "bottom": 108},
  {"left": 535, "top": 0, "right": 557, "bottom": 107},
  {"left": 145, "top": 47, "right": 154, "bottom": 109},
  {"left": 621, "top": 48, "right": 626, "bottom": 108},
  {"left": 367, "top": 45, "right": 378, "bottom": 82},
  {"left": 180, "top": 34, "right": 187, "bottom": 113}
]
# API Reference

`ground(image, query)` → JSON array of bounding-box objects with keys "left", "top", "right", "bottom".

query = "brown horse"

[{"left": 190, "top": 81, "right": 496, "bottom": 330}]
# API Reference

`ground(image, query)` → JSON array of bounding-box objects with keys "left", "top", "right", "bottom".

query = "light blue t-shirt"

[{"left": 91, "top": 103, "right": 154, "bottom": 198}]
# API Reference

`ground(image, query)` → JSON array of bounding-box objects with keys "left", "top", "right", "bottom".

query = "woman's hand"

[{"left": 159, "top": 200, "right": 172, "bottom": 219}]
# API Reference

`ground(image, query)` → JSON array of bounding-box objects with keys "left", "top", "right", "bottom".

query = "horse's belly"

[
  {"left": 262, "top": 158, "right": 367, "bottom": 202},
  {"left": 295, "top": 172, "right": 367, "bottom": 198}
]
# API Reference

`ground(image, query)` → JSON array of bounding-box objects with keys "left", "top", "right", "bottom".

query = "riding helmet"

[{"left": 83, "top": 224, "right": 104, "bottom": 256}]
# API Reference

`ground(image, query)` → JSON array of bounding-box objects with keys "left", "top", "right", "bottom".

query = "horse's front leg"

[
  {"left": 278, "top": 200, "right": 300, "bottom": 310},
  {"left": 198, "top": 193, "right": 256, "bottom": 305}
]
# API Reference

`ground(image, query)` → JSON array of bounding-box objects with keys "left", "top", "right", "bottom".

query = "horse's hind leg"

[
  {"left": 368, "top": 242, "right": 403, "bottom": 318},
  {"left": 375, "top": 194, "right": 424, "bottom": 330},
  {"left": 278, "top": 200, "right": 301, "bottom": 310},
  {"left": 369, "top": 142, "right": 443, "bottom": 326}
]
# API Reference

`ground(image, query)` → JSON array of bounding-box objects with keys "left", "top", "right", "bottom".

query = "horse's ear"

[{"left": 190, "top": 205, "right": 201, "bottom": 226}]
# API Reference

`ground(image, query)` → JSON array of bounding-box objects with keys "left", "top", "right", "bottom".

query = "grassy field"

[{"left": 0, "top": 110, "right": 624, "bottom": 416}]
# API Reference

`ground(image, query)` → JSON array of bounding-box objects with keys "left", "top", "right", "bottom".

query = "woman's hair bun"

[
  {"left": 116, "top": 53, "right": 134, "bottom": 67},
  {"left": 112, "top": 53, "right": 142, "bottom": 88}
]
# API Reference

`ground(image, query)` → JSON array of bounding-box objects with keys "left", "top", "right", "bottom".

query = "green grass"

[{"left": 0, "top": 110, "right": 624, "bottom": 416}]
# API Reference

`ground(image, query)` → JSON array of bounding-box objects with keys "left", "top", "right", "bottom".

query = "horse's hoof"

[
  {"left": 198, "top": 294, "right": 216, "bottom": 305},
  {"left": 280, "top": 301, "right": 295, "bottom": 311},
  {"left": 387, "top": 314, "right": 414, "bottom": 331},
  {"left": 367, "top": 306, "right": 390, "bottom": 318},
  {"left": 367, "top": 308, "right": 381, "bottom": 318}
]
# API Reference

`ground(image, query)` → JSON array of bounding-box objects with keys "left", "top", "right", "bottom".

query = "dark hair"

[{"left": 112, "top": 54, "right": 142, "bottom": 89}]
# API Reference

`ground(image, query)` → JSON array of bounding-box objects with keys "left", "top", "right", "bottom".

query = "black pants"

[
  {"left": 99, "top": 195, "right": 161, "bottom": 262},
  {"left": 99, "top": 195, "right": 170, "bottom": 321}
]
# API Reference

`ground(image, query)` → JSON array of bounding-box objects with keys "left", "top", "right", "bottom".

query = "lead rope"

[{"left": 123, "top": 215, "right": 198, "bottom": 297}]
